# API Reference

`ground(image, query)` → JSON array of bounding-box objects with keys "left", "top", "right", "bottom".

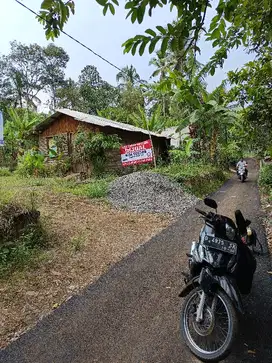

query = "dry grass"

[{"left": 0, "top": 192, "right": 171, "bottom": 348}]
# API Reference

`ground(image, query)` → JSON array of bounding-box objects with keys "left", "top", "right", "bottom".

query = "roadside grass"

[
  {"left": 259, "top": 164, "right": 272, "bottom": 192},
  {"left": 0, "top": 222, "right": 48, "bottom": 279},
  {"left": 155, "top": 161, "right": 230, "bottom": 198},
  {"left": 259, "top": 163, "right": 272, "bottom": 255},
  {"left": 0, "top": 174, "right": 114, "bottom": 201},
  {"left": 0, "top": 167, "right": 12, "bottom": 177},
  {"left": 54, "top": 176, "right": 114, "bottom": 199}
]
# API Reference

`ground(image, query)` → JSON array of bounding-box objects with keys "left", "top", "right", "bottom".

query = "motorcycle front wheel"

[{"left": 180, "top": 287, "right": 238, "bottom": 362}]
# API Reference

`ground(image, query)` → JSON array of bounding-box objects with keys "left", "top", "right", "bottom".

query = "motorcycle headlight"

[{"left": 225, "top": 223, "right": 236, "bottom": 241}]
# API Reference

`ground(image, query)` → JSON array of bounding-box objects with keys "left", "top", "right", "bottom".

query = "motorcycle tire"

[
  {"left": 180, "top": 287, "right": 238, "bottom": 362},
  {"left": 241, "top": 175, "right": 245, "bottom": 182}
]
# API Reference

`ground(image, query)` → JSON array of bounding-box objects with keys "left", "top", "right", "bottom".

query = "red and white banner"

[{"left": 120, "top": 139, "right": 154, "bottom": 167}]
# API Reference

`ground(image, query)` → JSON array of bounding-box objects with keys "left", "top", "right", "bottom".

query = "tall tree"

[
  {"left": 183, "top": 85, "right": 237, "bottom": 160},
  {"left": 0, "top": 42, "right": 45, "bottom": 109},
  {"left": 116, "top": 65, "right": 141, "bottom": 88},
  {"left": 42, "top": 43, "right": 69, "bottom": 109},
  {"left": 78, "top": 65, "right": 119, "bottom": 114},
  {"left": 55, "top": 78, "right": 82, "bottom": 110},
  {"left": 0, "top": 41, "right": 69, "bottom": 110},
  {"left": 228, "top": 48, "right": 272, "bottom": 154}
]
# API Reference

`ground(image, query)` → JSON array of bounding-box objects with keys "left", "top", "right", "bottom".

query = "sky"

[{"left": 1, "top": 0, "right": 255, "bottom": 111}]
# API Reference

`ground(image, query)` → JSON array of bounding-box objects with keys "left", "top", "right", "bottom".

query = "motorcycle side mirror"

[{"left": 204, "top": 197, "right": 218, "bottom": 210}]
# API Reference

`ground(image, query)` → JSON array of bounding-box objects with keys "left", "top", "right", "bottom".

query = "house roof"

[
  {"left": 161, "top": 126, "right": 190, "bottom": 139},
  {"left": 36, "top": 109, "right": 168, "bottom": 139}
]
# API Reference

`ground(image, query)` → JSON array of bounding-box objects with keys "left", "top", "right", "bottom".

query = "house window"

[
  {"left": 46, "top": 133, "right": 73, "bottom": 158},
  {"left": 47, "top": 137, "right": 57, "bottom": 158}
]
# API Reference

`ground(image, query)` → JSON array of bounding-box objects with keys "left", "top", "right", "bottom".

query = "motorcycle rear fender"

[{"left": 179, "top": 272, "right": 244, "bottom": 314}]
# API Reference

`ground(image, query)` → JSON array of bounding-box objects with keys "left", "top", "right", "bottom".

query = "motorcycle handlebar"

[{"left": 195, "top": 208, "right": 207, "bottom": 217}]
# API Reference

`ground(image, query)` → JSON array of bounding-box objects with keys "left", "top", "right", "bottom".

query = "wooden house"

[{"left": 35, "top": 109, "right": 170, "bottom": 172}]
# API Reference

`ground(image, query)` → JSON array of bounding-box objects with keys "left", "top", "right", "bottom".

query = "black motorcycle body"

[{"left": 179, "top": 198, "right": 256, "bottom": 362}]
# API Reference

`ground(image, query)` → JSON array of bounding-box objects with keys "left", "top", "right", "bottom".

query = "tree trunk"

[{"left": 210, "top": 127, "right": 218, "bottom": 161}]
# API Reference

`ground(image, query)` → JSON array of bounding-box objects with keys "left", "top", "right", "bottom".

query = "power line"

[{"left": 15, "top": 0, "right": 122, "bottom": 72}]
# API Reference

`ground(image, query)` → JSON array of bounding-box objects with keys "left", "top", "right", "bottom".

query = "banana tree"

[
  {"left": 4, "top": 108, "right": 40, "bottom": 160},
  {"left": 130, "top": 105, "right": 166, "bottom": 133},
  {"left": 186, "top": 99, "right": 238, "bottom": 160}
]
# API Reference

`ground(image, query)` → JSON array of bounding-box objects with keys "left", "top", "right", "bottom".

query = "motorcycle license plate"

[{"left": 203, "top": 235, "right": 237, "bottom": 255}]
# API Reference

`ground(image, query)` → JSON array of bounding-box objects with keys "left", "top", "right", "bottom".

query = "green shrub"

[
  {"left": 17, "top": 150, "right": 46, "bottom": 177},
  {"left": 155, "top": 161, "right": 229, "bottom": 198},
  {"left": 0, "top": 167, "right": 12, "bottom": 176},
  {"left": 259, "top": 164, "right": 272, "bottom": 187},
  {"left": 44, "top": 157, "right": 71, "bottom": 177},
  {"left": 217, "top": 142, "right": 242, "bottom": 167},
  {"left": 73, "top": 130, "right": 121, "bottom": 176}
]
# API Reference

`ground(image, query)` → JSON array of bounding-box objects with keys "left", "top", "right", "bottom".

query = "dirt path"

[{"left": 1, "top": 159, "right": 271, "bottom": 363}]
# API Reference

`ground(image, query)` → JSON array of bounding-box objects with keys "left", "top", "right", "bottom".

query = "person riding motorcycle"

[{"left": 236, "top": 158, "right": 248, "bottom": 177}]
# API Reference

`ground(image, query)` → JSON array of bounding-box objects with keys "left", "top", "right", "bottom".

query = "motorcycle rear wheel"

[{"left": 180, "top": 287, "right": 238, "bottom": 362}]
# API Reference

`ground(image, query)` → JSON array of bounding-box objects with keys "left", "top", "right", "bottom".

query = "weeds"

[
  {"left": 0, "top": 222, "right": 48, "bottom": 278},
  {"left": 0, "top": 167, "right": 12, "bottom": 177},
  {"left": 0, "top": 175, "right": 114, "bottom": 200},
  {"left": 70, "top": 235, "right": 85, "bottom": 253},
  {"left": 55, "top": 177, "right": 114, "bottom": 199}
]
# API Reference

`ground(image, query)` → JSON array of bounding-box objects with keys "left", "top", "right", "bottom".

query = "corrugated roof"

[
  {"left": 161, "top": 126, "right": 190, "bottom": 139},
  {"left": 36, "top": 108, "right": 168, "bottom": 139}
]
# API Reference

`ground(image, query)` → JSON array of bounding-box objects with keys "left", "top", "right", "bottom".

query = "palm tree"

[
  {"left": 149, "top": 51, "right": 170, "bottom": 81},
  {"left": 116, "top": 65, "right": 141, "bottom": 88}
]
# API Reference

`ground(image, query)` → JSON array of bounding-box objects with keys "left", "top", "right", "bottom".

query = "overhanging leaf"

[
  {"left": 160, "top": 36, "right": 169, "bottom": 56},
  {"left": 156, "top": 25, "right": 167, "bottom": 35},
  {"left": 145, "top": 28, "right": 157, "bottom": 37}
]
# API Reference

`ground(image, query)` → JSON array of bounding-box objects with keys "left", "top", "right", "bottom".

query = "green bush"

[
  {"left": 43, "top": 157, "right": 71, "bottom": 177},
  {"left": 17, "top": 150, "right": 46, "bottom": 177},
  {"left": 0, "top": 167, "right": 12, "bottom": 177},
  {"left": 73, "top": 130, "right": 121, "bottom": 176},
  {"left": 218, "top": 142, "right": 242, "bottom": 167},
  {"left": 156, "top": 161, "right": 229, "bottom": 198},
  {"left": 259, "top": 164, "right": 272, "bottom": 187}
]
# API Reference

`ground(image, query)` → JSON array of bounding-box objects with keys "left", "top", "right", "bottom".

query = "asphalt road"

[{"left": 1, "top": 159, "right": 271, "bottom": 363}]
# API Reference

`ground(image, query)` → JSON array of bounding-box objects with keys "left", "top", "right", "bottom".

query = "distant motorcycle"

[
  {"left": 179, "top": 198, "right": 257, "bottom": 362},
  {"left": 237, "top": 165, "right": 247, "bottom": 182}
]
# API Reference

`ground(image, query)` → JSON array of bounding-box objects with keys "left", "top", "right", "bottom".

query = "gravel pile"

[{"left": 108, "top": 171, "right": 198, "bottom": 216}]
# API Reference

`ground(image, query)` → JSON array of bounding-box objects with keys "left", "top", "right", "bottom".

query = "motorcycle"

[
  {"left": 237, "top": 165, "right": 247, "bottom": 182},
  {"left": 179, "top": 198, "right": 257, "bottom": 362}
]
